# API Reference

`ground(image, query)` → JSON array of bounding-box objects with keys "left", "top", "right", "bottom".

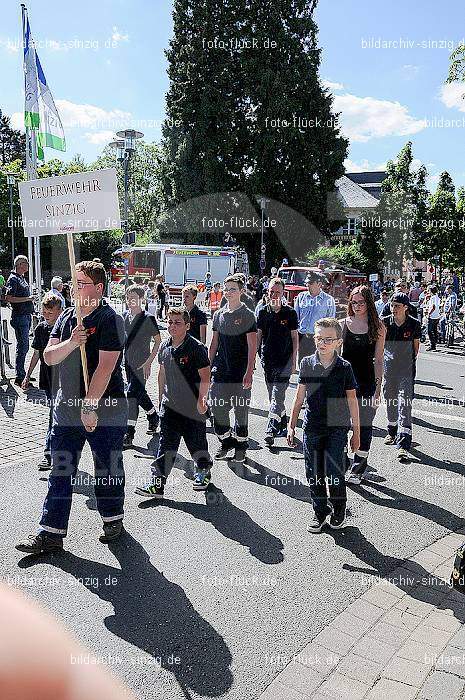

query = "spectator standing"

[
  {"left": 294, "top": 271, "right": 336, "bottom": 363},
  {"left": 4, "top": 255, "right": 35, "bottom": 385},
  {"left": 425, "top": 285, "right": 440, "bottom": 351},
  {"left": 50, "top": 276, "right": 66, "bottom": 309}
]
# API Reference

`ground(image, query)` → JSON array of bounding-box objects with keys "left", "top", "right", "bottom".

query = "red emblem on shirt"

[
  {"left": 179, "top": 356, "right": 189, "bottom": 365},
  {"left": 86, "top": 326, "right": 97, "bottom": 336},
  {"left": 280, "top": 319, "right": 288, "bottom": 326},
  {"left": 403, "top": 332, "right": 411, "bottom": 339},
  {"left": 234, "top": 318, "right": 242, "bottom": 326}
]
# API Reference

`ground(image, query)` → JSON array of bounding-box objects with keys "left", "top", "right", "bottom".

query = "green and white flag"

[{"left": 22, "top": 6, "right": 66, "bottom": 160}]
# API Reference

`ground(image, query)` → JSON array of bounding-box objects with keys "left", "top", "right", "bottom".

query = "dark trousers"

[
  {"left": 428, "top": 318, "right": 439, "bottom": 349},
  {"left": 303, "top": 429, "right": 348, "bottom": 517},
  {"left": 264, "top": 364, "right": 291, "bottom": 435},
  {"left": 152, "top": 408, "right": 212, "bottom": 479},
  {"left": 44, "top": 389, "right": 53, "bottom": 458},
  {"left": 10, "top": 314, "right": 31, "bottom": 380},
  {"left": 210, "top": 380, "right": 251, "bottom": 448},
  {"left": 384, "top": 372, "right": 414, "bottom": 450},
  {"left": 40, "top": 416, "right": 127, "bottom": 537},
  {"left": 298, "top": 333, "right": 315, "bottom": 365},
  {"left": 351, "top": 393, "right": 377, "bottom": 474},
  {"left": 125, "top": 363, "right": 155, "bottom": 426}
]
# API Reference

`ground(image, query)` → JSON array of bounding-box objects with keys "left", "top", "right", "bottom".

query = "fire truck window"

[
  {"left": 210, "top": 257, "right": 231, "bottom": 283},
  {"left": 164, "top": 255, "right": 185, "bottom": 285},
  {"left": 132, "top": 250, "right": 161, "bottom": 271},
  {"left": 186, "top": 257, "right": 208, "bottom": 283}
]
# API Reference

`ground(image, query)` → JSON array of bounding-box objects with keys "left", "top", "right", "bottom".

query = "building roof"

[
  {"left": 346, "top": 171, "right": 387, "bottom": 200},
  {"left": 336, "top": 175, "right": 380, "bottom": 209}
]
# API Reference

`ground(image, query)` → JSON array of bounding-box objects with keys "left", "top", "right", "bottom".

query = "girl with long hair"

[{"left": 341, "top": 285, "right": 385, "bottom": 484}]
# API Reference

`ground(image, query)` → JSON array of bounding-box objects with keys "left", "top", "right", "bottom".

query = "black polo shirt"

[
  {"left": 188, "top": 304, "right": 207, "bottom": 342},
  {"left": 211, "top": 304, "right": 257, "bottom": 382},
  {"left": 298, "top": 353, "right": 357, "bottom": 432},
  {"left": 5, "top": 271, "right": 33, "bottom": 317},
  {"left": 123, "top": 310, "right": 160, "bottom": 369},
  {"left": 382, "top": 299, "right": 418, "bottom": 319},
  {"left": 383, "top": 315, "right": 421, "bottom": 374},
  {"left": 31, "top": 321, "right": 57, "bottom": 395},
  {"left": 158, "top": 334, "right": 210, "bottom": 419},
  {"left": 50, "top": 301, "right": 125, "bottom": 404},
  {"left": 257, "top": 304, "right": 298, "bottom": 370}
]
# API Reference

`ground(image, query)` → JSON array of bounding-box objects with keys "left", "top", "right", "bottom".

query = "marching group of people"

[{"left": 2, "top": 255, "right": 445, "bottom": 552}]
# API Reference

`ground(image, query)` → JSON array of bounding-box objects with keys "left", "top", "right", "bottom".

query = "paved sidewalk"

[{"left": 258, "top": 530, "right": 465, "bottom": 700}]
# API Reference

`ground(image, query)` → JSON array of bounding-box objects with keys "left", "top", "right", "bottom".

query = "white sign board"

[
  {"left": 19, "top": 167, "right": 121, "bottom": 237},
  {"left": 369, "top": 273, "right": 379, "bottom": 281}
]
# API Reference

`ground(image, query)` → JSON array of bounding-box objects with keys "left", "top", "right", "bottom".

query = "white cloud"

[
  {"left": 84, "top": 130, "right": 116, "bottom": 145},
  {"left": 439, "top": 81, "right": 465, "bottom": 112},
  {"left": 400, "top": 64, "right": 420, "bottom": 80},
  {"left": 11, "top": 100, "right": 132, "bottom": 132},
  {"left": 323, "top": 80, "right": 344, "bottom": 91},
  {"left": 111, "top": 26, "right": 129, "bottom": 45},
  {"left": 333, "top": 92, "right": 426, "bottom": 142},
  {"left": 344, "top": 158, "right": 387, "bottom": 172}
]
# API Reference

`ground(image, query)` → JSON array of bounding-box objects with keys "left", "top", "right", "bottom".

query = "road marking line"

[{"left": 414, "top": 409, "right": 465, "bottom": 423}]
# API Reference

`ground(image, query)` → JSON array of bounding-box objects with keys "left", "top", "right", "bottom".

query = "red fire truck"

[
  {"left": 278, "top": 265, "right": 367, "bottom": 309},
  {"left": 111, "top": 244, "right": 248, "bottom": 297}
]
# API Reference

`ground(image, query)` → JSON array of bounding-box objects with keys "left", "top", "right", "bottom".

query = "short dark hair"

[
  {"left": 75, "top": 261, "right": 106, "bottom": 288},
  {"left": 224, "top": 274, "right": 244, "bottom": 290},
  {"left": 168, "top": 306, "right": 190, "bottom": 324},
  {"left": 42, "top": 292, "right": 63, "bottom": 310},
  {"left": 314, "top": 317, "right": 342, "bottom": 339},
  {"left": 126, "top": 284, "right": 145, "bottom": 299},
  {"left": 306, "top": 270, "right": 326, "bottom": 285}
]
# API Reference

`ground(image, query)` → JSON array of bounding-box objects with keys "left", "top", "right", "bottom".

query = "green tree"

[
  {"left": 307, "top": 241, "right": 369, "bottom": 272},
  {"left": 422, "top": 172, "right": 459, "bottom": 277},
  {"left": 0, "top": 114, "right": 26, "bottom": 166},
  {"left": 160, "top": 0, "right": 347, "bottom": 269}
]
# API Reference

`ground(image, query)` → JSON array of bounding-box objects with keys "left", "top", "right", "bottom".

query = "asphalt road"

[{"left": 1, "top": 332, "right": 465, "bottom": 700}]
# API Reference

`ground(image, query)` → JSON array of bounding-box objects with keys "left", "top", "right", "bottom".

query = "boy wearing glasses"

[
  {"left": 256, "top": 277, "right": 298, "bottom": 446},
  {"left": 16, "top": 261, "right": 128, "bottom": 553},
  {"left": 287, "top": 318, "right": 360, "bottom": 532},
  {"left": 209, "top": 274, "right": 257, "bottom": 463}
]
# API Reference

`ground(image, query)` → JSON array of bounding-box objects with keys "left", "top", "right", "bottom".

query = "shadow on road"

[
  {"left": 412, "top": 416, "right": 465, "bottom": 442},
  {"left": 18, "top": 530, "right": 234, "bottom": 699},
  {"left": 139, "top": 484, "right": 284, "bottom": 565}
]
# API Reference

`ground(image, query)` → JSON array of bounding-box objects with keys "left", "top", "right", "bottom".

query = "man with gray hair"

[
  {"left": 294, "top": 270, "right": 336, "bottom": 363},
  {"left": 50, "top": 276, "right": 65, "bottom": 309},
  {"left": 4, "top": 255, "right": 35, "bottom": 385}
]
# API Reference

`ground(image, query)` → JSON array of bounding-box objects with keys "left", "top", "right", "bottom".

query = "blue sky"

[{"left": 2, "top": 0, "right": 465, "bottom": 190}]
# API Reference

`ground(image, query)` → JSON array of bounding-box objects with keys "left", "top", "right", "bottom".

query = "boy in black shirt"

[
  {"left": 383, "top": 292, "right": 421, "bottom": 461},
  {"left": 288, "top": 318, "right": 360, "bottom": 532},
  {"left": 182, "top": 284, "right": 207, "bottom": 344},
  {"left": 209, "top": 274, "right": 257, "bottom": 463},
  {"left": 256, "top": 277, "right": 298, "bottom": 446},
  {"left": 22, "top": 292, "right": 62, "bottom": 471},
  {"left": 135, "top": 306, "right": 212, "bottom": 497},
  {"left": 123, "top": 285, "right": 161, "bottom": 448},
  {"left": 16, "top": 261, "right": 128, "bottom": 554}
]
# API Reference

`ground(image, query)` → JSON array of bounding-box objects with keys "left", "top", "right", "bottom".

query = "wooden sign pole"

[{"left": 67, "top": 233, "right": 89, "bottom": 393}]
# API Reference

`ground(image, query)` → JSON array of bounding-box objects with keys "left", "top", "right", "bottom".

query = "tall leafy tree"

[
  {"left": 160, "top": 0, "right": 347, "bottom": 268},
  {"left": 423, "top": 172, "right": 459, "bottom": 277},
  {"left": 0, "top": 114, "right": 26, "bottom": 166}
]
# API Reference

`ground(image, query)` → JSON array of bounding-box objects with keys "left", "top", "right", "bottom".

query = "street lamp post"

[
  {"left": 258, "top": 197, "right": 270, "bottom": 273},
  {"left": 109, "top": 129, "right": 144, "bottom": 289},
  {"left": 6, "top": 173, "right": 19, "bottom": 267}
]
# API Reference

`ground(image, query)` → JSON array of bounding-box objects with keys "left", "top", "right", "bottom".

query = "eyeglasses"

[
  {"left": 224, "top": 287, "right": 240, "bottom": 293},
  {"left": 315, "top": 336, "right": 338, "bottom": 345},
  {"left": 71, "top": 281, "right": 95, "bottom": 289}
]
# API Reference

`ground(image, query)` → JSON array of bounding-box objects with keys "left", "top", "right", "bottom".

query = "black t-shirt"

[
  {"left": 31, "top": 321, "right": 57, "bottom": 394},
  {"left": 158, "top": 334, "right": 210, "bottom": 419},
  {"left": 220, "top": 293, "right": 256, "bottom": 312},
  {"left": 50, "top": 301, "right": 125, "bottom": 403},
  {"left": 188, "top": 304, "right": 207, "bottom": 342},
  {"left": 256, "top": 304, "right": 298, "bottom": 370},
  {"left": 157, "top": 283, "right": 166, "bottom": 300},
  {"left": 299, "top": 353, "right": 357, "bottom": 431},
  {"left": 212, "top": 304, "right": 257, "bottom": 381},
  {"left": 383, "top": 315, "right": 421, "bottom": 374},
  {"left": 124, "top": 310, "right": 160, "bottom": 368},
  {"left": 5, "top": 271, "right": 33, "bottom": 317}
]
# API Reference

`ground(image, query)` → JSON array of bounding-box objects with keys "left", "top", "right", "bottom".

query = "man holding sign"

[{"left": 16, "top": 260, "right": 128, "bottom": 554}]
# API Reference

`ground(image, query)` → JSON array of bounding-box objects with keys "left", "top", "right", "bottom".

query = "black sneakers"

[
  {"left": 99, "top": 520, "right": 124, "bottom": 543},
  {"left": 37, "top": 454, "right": 52, "bottom": 471},
  {"left": 264, "top": 434, "right": 274, "bottom": 447},
  {"left": 233, "top": 446, "right": 247, "bottom": 463},
  {"left": 214, "top": 442, "right": 235, "bottom": 460},
  {"left": 329, "top": 510, "right": 347, "bottom": 529},
  {"left": 15, "top": 533, "right": 64, "bottom": 554},
  {"left": 123, "top": 426, "right": 135, "bottom": 449},
  {"left": 307, "top": 513, "right": 328, "bottom": 533},
  {"left": 135, "top": 477, "right": 165, "bottom": 499}
]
